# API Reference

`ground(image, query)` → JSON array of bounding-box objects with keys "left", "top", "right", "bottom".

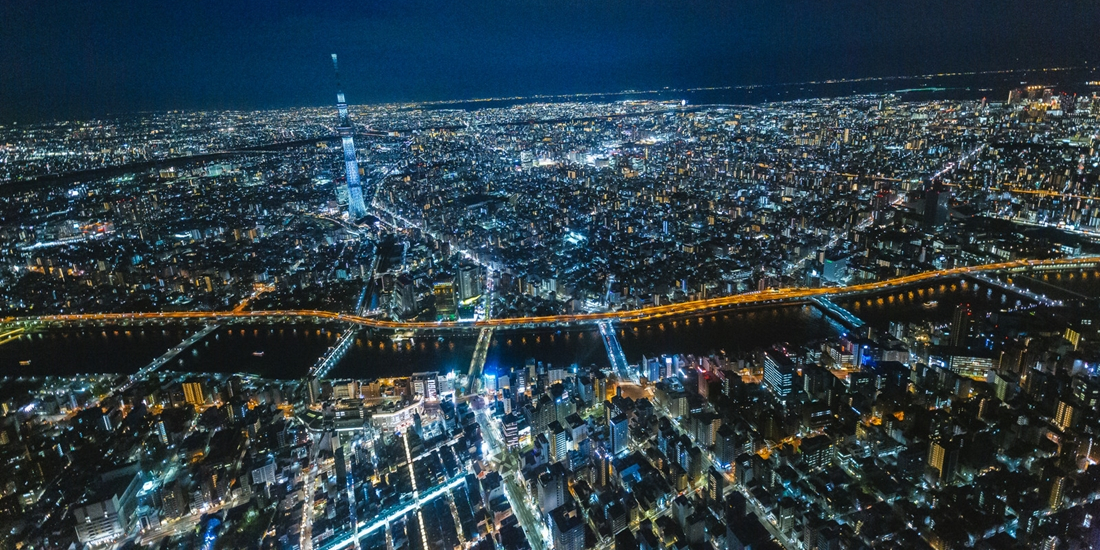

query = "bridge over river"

[{"left": 6, "top": 257, "right": 1099, "bottom": 335}]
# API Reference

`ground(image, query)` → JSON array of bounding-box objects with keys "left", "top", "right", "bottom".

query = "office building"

[
  {"left": 550, "top": 504, "right": 585, "bottom": 550},
  {"left": 610, "top": 413, "right": 629, "bottom": 456},
  {"left": 433, "top": 281, "right": 457, "bottom": 320},
  {"left": 537, "top": 464, "right": 567, "bottom": 514},
  {"left": 928, "top": 436, "right": 960, "bottom": 483},
  {"left": 72, "top": 466, "right": 143, "bottom": 545},
  {"left": 457, "top": 265, "right": 483, "bottom": 301},
  {"left": 800, "top": 434, "right": 833, "bottom": 470},
  {"left": 764, "top": 349, "right": 797, "bottom": 401},
  {"left": 182, "top": 382, "right": 205, "bottom": 407},
  {"left": 923, "top": 183, "right": 950, "bottom": 229},
  {"left": 411, "top": 372, "right": 439, "bottom": 401},
  {"left": 950, "top": 304, "right": 974, "bottom": 348}
]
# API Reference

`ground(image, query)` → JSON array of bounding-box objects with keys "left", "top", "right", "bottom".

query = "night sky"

[{"left": 2, "top": 0, "right": 1099, "bottom": 123}]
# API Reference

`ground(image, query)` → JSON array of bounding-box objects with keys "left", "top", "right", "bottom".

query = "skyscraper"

[
  {"left": 537, "top": 465, "right": 567, "bottom": 514},
  {"left": 950, "top": 304, "right": 974, "bottom": 349},
  {"left": 763, "top": 349, "right": 796, "bottom": 401},
  {"left": 927, "top": 436, "right": 960, "bottom": 483},
  {"left": 393, "top": 274, "right": 417, "bottom": 318},
  {"left": 549, "top": 422, "right": 569, "bottom": 463},
  {"left": 550, "top": 505, "right": 585, "bottom": 550},
  {"left": 923, "top": 182, "right": 951, "bottom": 230},
  {"left": 182, "top": 382, "right": 204, "bottom": 407},
  {"left": 331, "top": 54, "right": 369, "bottom": 219},
  {"left": 610, "top": 413, "right": 629, "bottom": 456},
  {"left": 433, "top": 281, "right": 457, "bottom": 320},
  {"left": 502, "top": 413, "right": 519, "bottom": 448},
  {"left": 457, "top": 265, "right": 483, "bottom": 301},
  {"left": 411, "top": 372, "right": 439, "bottom": 400}
]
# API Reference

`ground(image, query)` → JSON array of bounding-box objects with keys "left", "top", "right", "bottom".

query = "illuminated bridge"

[
  {"left": 310, "top": 326, "right": 360, "bottom": 379},
  {"left": 4, "top": 257, "right": 1099, "bottom": 334},
  {"left": 962, "top": 272, "right": 1063, "bottom": 307},
  {"left": 598, "top": 320, "right": 632, "bottom": 381},
  {"left": 811, "top": 296, "right": 867, "bottom": 331}
]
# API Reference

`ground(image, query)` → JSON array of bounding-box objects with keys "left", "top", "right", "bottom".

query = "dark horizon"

[{"left": 3, "top": 0, "right": 1100, "bottom": 124}]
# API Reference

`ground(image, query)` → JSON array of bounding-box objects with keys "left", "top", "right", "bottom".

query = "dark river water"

[
  {"left": 0, "top": 327, "right": 189, "bottom": 378},
  {"left": 166, "top": 325, "right": 343, "bottom": 376},
  {"left": 835, "top": 278, "right": 1011, "bottom": 328},
  {"left": 3, "top": 270, "right": 1093, "bottom": 379},
  {"left": 620, "top": 305, "right": 838, "bottom": 359},
  {"left": 486, "top": 329, "right": 609, "bottom": 371},
  {"left": 1007, "top": 270, "right": 1100, "bottom": 302},
  {"left": 329, "top": 332, "right": 479, "bottom": 379}
]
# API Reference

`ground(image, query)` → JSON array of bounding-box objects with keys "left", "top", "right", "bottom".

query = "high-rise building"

[
  {"left": 433, "top": 282, "right": 457, "bottom": 320},
  {"left": 457, "top": 265, "right": 483, "bottom": 301},
  {"left": 1053, "top": 400, "right": 1077, "bottom": 431},
  {"left": 182, "top": 382, "right": 204, "bottom": 407},
  {"left": 645, "top": 356, "right": 663, "bottom": 383},
  {"left": 592, "top": 371, "right": 607, "bottom": 401},
  {"left": 610, "top": 413, "right": 629, "bottom": 456},
  {"left": 484, "top": 372, "right": 499, "bottom": 392},
  {"left": 411, "top": 372, "right": 439, "bottom": 400},
  {"left": 896, "top": 446, "right": 926, "bottom": 483},
  {"left": 821, "top": 253, "right": 849, "bottom": 283},
  {"left": 156, "top": 420, "right": 168, "bottom": 445},
  {"left": 159, "top": 482, "right": 186, "bottom": 520},
  {"left": 707, "top": 467, "right": 726, "bottom": 501},
  {"left": 800, "top": 434, "right": 833, "bottom": 470},
  {"left": 330, "top": 54, "right": 368, "bottom": 219},
  {"left": 927, "top": 436, "right": 960, "bottom": 483},
  {"left": 715, "top": 425, "right": 739, "bottom": 467},
  {"left": 950, "top": 304, "right": 974, "bottom": 349},
  {"left": 1072, "top": 377, "right": 1100, "bottom": 409},
  {"left": 515, "top": 370, "right": 527, "bottom": 395},
  {"left": 333, "top": 432, "right": 348, "bottom": 487},
  {"left": 549, "top": 421, "right": 570, "bottom": 462},
  {"left": 72, "top": 466, "right": 144, "bottom": 545},
  {"left": 251, "top": 461, "right": 277, "bottom": 486},
  {"left": 923, "top": 183, "right": 951, "bottom": 230},
  {"left": 537, "top": 465, "right": 567, "bottom": 514},
  {"left": 393, "top": 274, "right": 417, "bottom": 318},
  {"left": 1047, "top": 474, "right": 1066, "bottom": 512},
  {"left": 764, "top": 349, "right": 796, "bottom": 401},
  {"left": 502, "top": 413, "right": 519, "bottom": 448},
  {"left": 550, "top": 504, "right": 585, "bottom": 550}
]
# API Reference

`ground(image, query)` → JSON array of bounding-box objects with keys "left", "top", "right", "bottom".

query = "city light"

[{"left": 2, "top": 11, "right": 1098, "bottom": 548}]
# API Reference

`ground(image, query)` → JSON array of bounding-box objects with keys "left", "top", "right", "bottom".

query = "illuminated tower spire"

[{"left": 331, "top": 54, "right": 368, "bottom": 219}]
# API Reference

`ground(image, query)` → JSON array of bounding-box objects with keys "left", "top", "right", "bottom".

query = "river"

[{"left": 3, "top": 271, "right": 1093, "bottom": 379}]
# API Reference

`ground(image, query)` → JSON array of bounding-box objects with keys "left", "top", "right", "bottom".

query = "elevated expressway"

[{"left": 5, "top": 257, "right": 1099, "bottom": 333}]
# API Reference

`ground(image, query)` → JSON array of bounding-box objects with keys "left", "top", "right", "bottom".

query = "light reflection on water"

[{"left": 6, "top": 272, "right": 1093, "bottom": 379}]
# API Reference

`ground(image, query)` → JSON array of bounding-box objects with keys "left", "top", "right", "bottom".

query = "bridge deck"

[
  {"left": 963, "top": 272, "right": 1062, "bottom": 307},
  {"left": 5, "top": 258, "right": 1098, "bottom": 333},
  {"left": 810, "top": 296, "right": 866, "bottom": 330}
]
